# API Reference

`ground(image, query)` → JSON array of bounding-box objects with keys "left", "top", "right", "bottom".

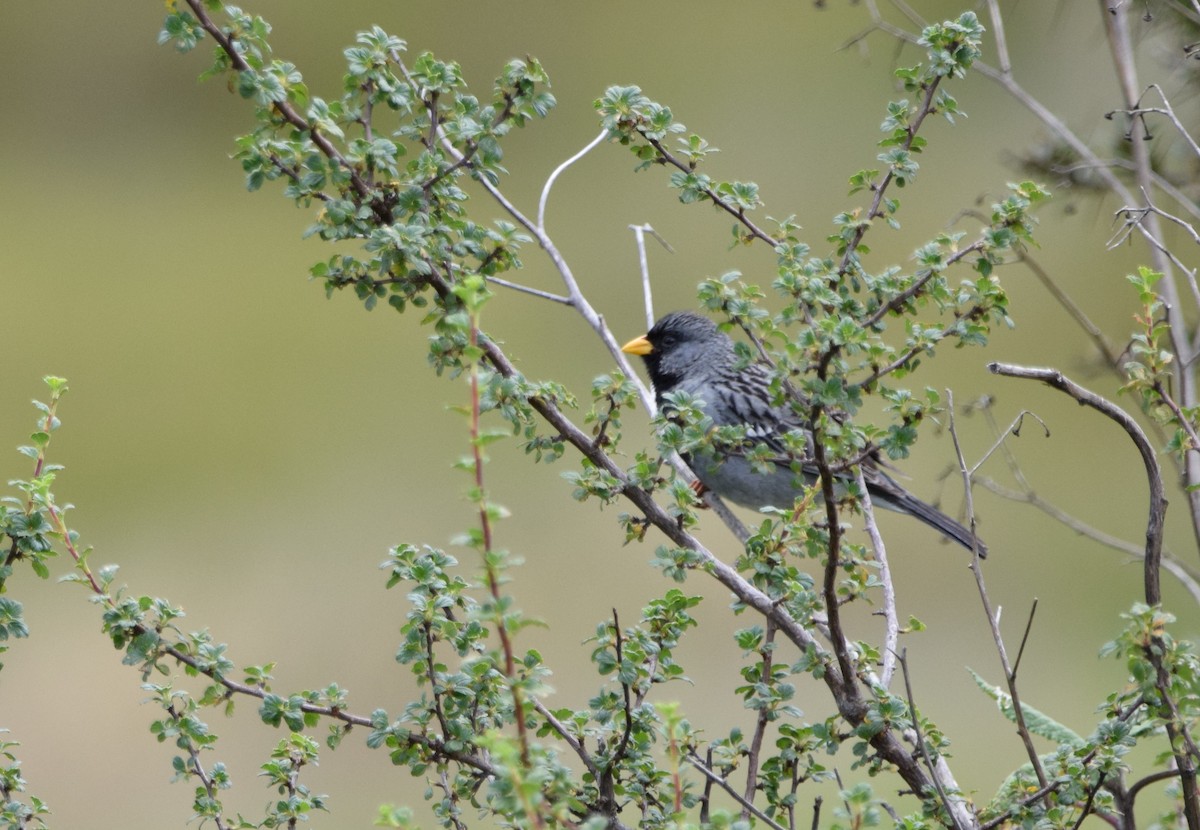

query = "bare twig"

[
  {"left": 987, "top": 363, "right": 1164, "bottom": 602},
  {"left": 538, "top": 130, "right": 607, "bottom": 231},
  {"left": 1015, "top": 251, "right": 1123, "bottom": 370},
  {"left": 856, "top": 468, "right": 900, "bottom": 688},
  {"left": 1012, "top": 599, "right": 1038, "bottom": 682},
  {"left": 961, "top": 408, "right": 1052, "bottom": 479},
  {"left": 484, "top": 276, "right": 572, "bottom": 305},
  {"left": 1109, "top": 197, "right": 1200, "bottom": 313},
  {"left": 944, "top": 390, "right": 986, "bottom": 551},
  {"left": 948, "top": 389, "right": 1049, "bottom": 797},
  {"left": 983, "top": 0, "right": 1012, "bottom": 76},
  {"left": 629, "top": 223, "right": 673, "bottom": 330},
  {"left": 686, "top": 751, "right": 787, "bottom": 830},
  {"left": 1115, "top": 84, "right": 1200, "bottom": 159},
  {"left": 1055, "top": 157, "right": 1200, "bottom": 222},
  {"left": 896, "top": 649, "right": 963, "bottom": 830},
  {"left": 974, "top": 475, "right": 1200, "bottom": 604}
]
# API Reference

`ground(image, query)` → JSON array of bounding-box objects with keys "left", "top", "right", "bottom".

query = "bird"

[{"left": 621, "top": 311, "right": 986, "bottom": 557}]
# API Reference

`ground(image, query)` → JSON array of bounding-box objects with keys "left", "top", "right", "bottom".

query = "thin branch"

[
  {"left": 434, "top": 124, "right": 659, "bottom": 413},
  {"left": 856, "top": 468, "right": 900, "bottom": 688},
  {"left": 639, "top": 134, "right": 781, "bottom": 247},
  {"left": 1109, "top": 198, "right": 1200, "bottom": 315},
  {"left": 1012, "top": 599, "right": 1038, "bottom": 682},
  {"left": 858, "top": 240, "right": 986, "bottom": 334},
  {"left": 979, "top": 783, "right": 1063, "bottom": 830},
  {"left": 983, "top": 0, "right": 1012, "bottom": 76},
  {"left": 836, "top": 70, "right": 947, "bottom": 278},
  {"left": 896, "top": 649, "right": 963, "bottom": 830},
  {"left": 629, "top": 223, "right": 673, "bottom": 330},
  {"left": 538, "top": 130, "right": 607, "bottom": 231},
  {"left": 611, "top": 610, "right": 635, "bottom": 767},
  {"left": 424, "top": 621, "right": 453, "bottom": 739},
  {"left": 484, "top": 276, "right": 571, "bottom": 305},
  {"left": 987, "top": 362, "right": 1164, "bottom": 603},
  {"left": 1015, "top": 251, "right": 1123, "bottom": 370},
  {"left": 945, "top": 390, "right": 986, "bottom": 550},
  {"left": 948, "top": 390, "right": 1050, "bottom": 797},
  {"left": 1127, "top": 768, "right": 1189, "bottom": 806},
  {"left": 435, "top": 768, "right": 469, "bottom": 830},
  {"left": 1069, "top": 772, "right": 1108, "bottom": 830},
  {"left": 742, "top": 618, "right": 777, "bottom": 820},
  {"left": 266, "top": 152, "right": 332, "bottom": 202},
  {"left": 973, "top": 405, "right": 1200, "bottom": 603},
  {"left": 686, "top": 751, "right": 787, "bottom": 830},
  {"left": 467, "top": 312, "right": 534, "bottom": 773},
  {"left": 182, "top": 0, "right": 377, "bottom": 214},
  {"left": 813, "top": 434, "right": 859, "bottom": 703},
  {"left": 169, "top": 703, "right": 231, "bottom": 830},
  {"left": 1120, "top": 84, "right": 1200, "bottom": 159},
  {"left": 530, "top": 698, "right": 599, "bottom": 779},
  {"left": 1055, "top": 157, "right": 1200, "bottom": 222},
  {"left": 852, "top": 318, "right": 963, "bottom": 393},
  {"left": 950, "top": 408, "right": 1050, "bottom": 480},
  {"left": 171, "top": 636, "right": 493, "bottom": 772}
]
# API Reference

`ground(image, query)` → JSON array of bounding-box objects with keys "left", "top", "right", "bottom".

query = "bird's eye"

[{"left": 660, "top": 334, "right": 676, "bottom": 347}]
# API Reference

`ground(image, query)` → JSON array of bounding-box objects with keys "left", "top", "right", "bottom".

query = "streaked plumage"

[{"left": 622, "top": 311, "right": 986, "bottom": 556}]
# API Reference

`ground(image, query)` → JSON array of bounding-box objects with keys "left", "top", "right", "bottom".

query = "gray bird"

[{"left": 621, "top": 311, "right": 986, "bottom": 556}]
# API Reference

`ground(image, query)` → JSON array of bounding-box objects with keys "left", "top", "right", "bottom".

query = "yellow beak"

[{"left": 621, "top": 334, "right": 654, "bottom": 356}]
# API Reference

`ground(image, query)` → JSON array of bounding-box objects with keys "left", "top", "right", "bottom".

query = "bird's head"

[{"left": 621, "top": 311, "right": 731, "bottom": 392}]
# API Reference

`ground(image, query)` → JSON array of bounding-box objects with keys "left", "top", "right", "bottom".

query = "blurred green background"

[{"left": 2, "top": 2, "right": 1196, "bottom": 827}]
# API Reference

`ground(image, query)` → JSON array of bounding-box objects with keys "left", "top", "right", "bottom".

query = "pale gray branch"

[
  {"left": 857, "top": 468, "right": 899, "bottom": 689},
  {"left": 538, "top": 130, "right": 607, "bottom": 231}
]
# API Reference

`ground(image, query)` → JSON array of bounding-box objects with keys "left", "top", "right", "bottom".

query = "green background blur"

[{"left": 2, "top": 2, "right": 1196, "bottom": 827}]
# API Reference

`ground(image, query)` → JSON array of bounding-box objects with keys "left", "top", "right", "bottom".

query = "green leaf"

[{"left": 968, "top": 667, "right": 1084, "bottom": 747}]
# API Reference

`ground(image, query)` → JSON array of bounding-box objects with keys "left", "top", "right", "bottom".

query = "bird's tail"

[{"left": 868, "top": 480, "right": 987, "bottom": 558}]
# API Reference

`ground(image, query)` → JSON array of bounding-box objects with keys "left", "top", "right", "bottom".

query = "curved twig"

[
  {"left": 986, "top": 363, "right": 1164, "bottom": 603},
  {"left": 538, "top": 130, "right": 607, "bottom": 231}
]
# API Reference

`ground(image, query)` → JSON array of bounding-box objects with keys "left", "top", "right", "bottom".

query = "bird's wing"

[{"left": 709, "top": 363, "right": 813, "bottom": 461}]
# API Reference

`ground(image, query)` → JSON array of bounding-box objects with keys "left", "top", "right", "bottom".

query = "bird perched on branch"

[{"left": 621, "top": 311, "right": 986, "bottom": 556}]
